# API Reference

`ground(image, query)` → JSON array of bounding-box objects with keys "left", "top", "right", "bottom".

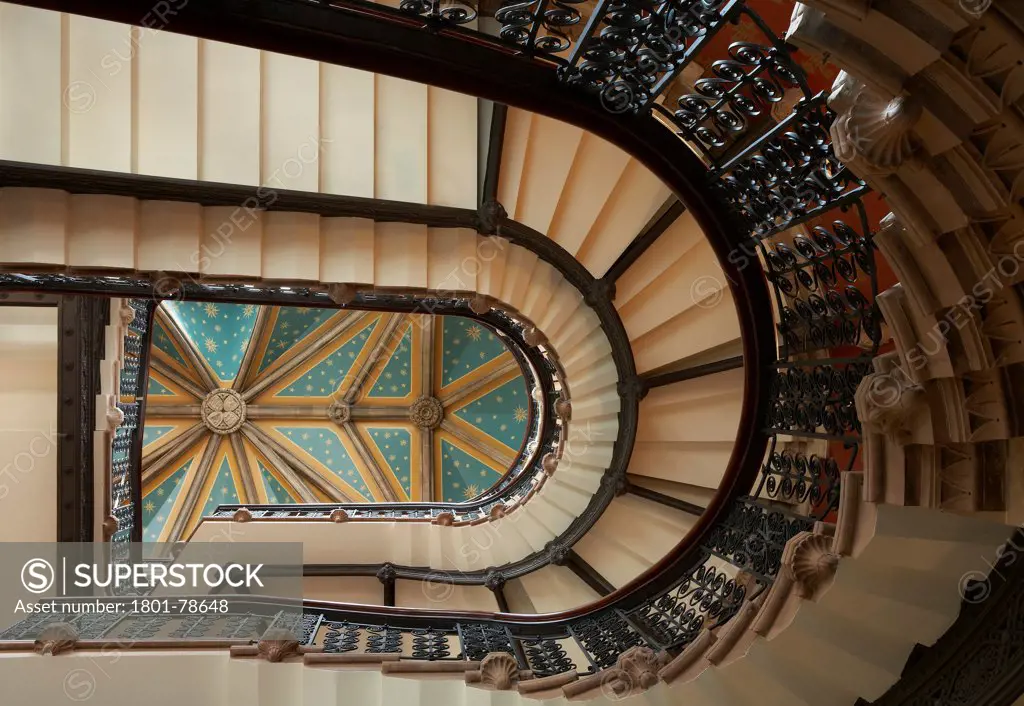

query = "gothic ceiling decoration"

[{"left": 140, "top": 302, "right": 533, "bottom": 542}]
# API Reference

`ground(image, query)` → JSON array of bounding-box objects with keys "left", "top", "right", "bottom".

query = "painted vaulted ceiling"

[{"left": 140, "top": 302, "right": 533, "bottom": 543}]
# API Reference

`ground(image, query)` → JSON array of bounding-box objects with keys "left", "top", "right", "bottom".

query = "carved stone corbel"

[
  {"left": 326, "top": 283, "right": 357, "bottom": 306},
  {"left": 257, "top": 629, "right": 302, "bottom": 663},
  {"left": 601, "top": 646, "right": 670, "bottom": 697},
  {"left": 118, "top": 301, "right": 135, "bottom": 328},
  {"left": 105, "top": 394, "right": 124, "bottom": 432},
  {"left": 102, "top": 515, "right": 119, "bottom": 541},
  {"left": 829, "top": 71, "right": 922, "bottom": 176},
  {"left": 782, "top": 531, "right": 841, "bottom": 598},
  {"left": 465, "top": 652, "right": 521, "bottom": 690},
  {"left": 33, "top": 623, "right": 79, "bottom": 656},
  {"left": 854, "top": 369, "right": 929, "bottom": 446}
]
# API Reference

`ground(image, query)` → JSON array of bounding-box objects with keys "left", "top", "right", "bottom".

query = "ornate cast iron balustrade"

[
  {"left": 110, "top": 299, "right": 154, "bottom": 544},
  {"left": 0, "top": 0, "right": 883, "bottom": 683}
]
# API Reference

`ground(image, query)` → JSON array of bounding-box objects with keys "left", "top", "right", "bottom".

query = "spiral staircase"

[{"left": 0, "top": 0, "right": 1022, "bottom": 705}]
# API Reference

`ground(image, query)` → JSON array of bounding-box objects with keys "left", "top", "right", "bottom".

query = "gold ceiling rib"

[
  {"left": 152, "top": 405, "right": 203, "bottom": 417},
  {"left": 242, "top": 311, "right": 366, "bottom": 402},
  {"left": 440, "top": 357, "right": 519, "bottom": 407},
  {"left": 233, "top": 305, "right": 271, "bottom": 392},
  {"left": 242, "top": 422, "right": 358, "bottom": 502},
  {"left": 165, "top": 434, "right": 221, "bottom": 543},
  {"left": 141, "top": 422, "right": 207, "bottom": 485},
  {"left": 150, "top": 358, "right": 207, "bottom": 399},
  {"left": 156, "top": 306, "right": 220, "bottom": 392},
  {"left": 341, "top": 312, "right": 404, "bottom": 404},
  {"left": 340, "top": 423, "right": 401, "bottom": 502},
  {"left": 440, "top": 419, "right": 516, "bottom": 469},
  {"left": 229, "top": 432, "right": 259, "bottom": 505},
  {"left": 239, "top": 423, "right": 321, "bottom": 503},
  {"left": 419, "top": 317, "right": 436, "bottom": 499}
]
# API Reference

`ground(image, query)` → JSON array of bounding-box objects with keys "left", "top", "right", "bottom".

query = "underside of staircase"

[{"left": 0, "top": 0, "right": 1022, "bottom": 705}]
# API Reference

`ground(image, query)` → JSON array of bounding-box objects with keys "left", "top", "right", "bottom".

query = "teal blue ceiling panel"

[
  {"left": 142, "top": 425, "right": 176, "bottom": 448},
  {"left": 165, "top": 302, "right": 259, "bottom": 382},
  {"left": 276, "top": 426, "right": 373, "bottom": 501},
  {"left": 275, "top": 318, "right": 378, "bottom": 397},
  {"left": 367, "top": 323, "right": 412, "bottom": 398},
  {"left": 453, "top": 377, "right": 530, "bottom": 451},
  {"left": 440, "top": 439, "right": 503, "bottom": 503},
  {"left": 441, "top": 318, "right": 508, "bottom": 386},
  {"left": 367, "top": 427, "right": 413, "bottom": 498},
  {"left": 142, "top": 459, "right": 191, "bottom": 542},
  {"left": 147, "top": 378, "right": 175, "bottom": 396},
  {"left": 152, "top": 318, "right": 190, "bottom": 370},
  {"left": 258, "top": 308, "right": 336, "bottom": 373}
]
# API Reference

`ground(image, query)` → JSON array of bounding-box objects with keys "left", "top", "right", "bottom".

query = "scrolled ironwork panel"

[
  {"left": 766, "top": 360, "right": 872, "bottom": 441},
  {"left": 713, "top": 96, "right": 867, "bottom": 238},
  {"left": 323, "top": 621, "right": 362, "bottom": 653},
  {"left": 704, "top": 498, "right": 814, "bottom": 579},
  {"left": 522, "top": 635, "right": 576, "bottom": 676},
  {"left": 562, "top": 0, "right": 736, "bottom": 113},
  {"left": 626, "top": 555, "right": 749, "bottom": 650},
  {"left": 410, "top": 627, "right": 454, "bottom": 660},
  {"left": 458, "top": 622, "right": 514, "bottom": 662},
  {"left": 365, "top": 625, "right": 404, "bottom": 653},
  {"left": 569, "top": 610, "right": 644, "bottom": 671},
  {"left": 496, "top": 0, "right": 586, "bottom": 58}
]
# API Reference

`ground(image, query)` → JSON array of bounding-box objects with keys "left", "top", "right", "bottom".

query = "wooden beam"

[
  {"left": 625, "top": 479, "right": 705, "bottom": 516},
  {"left": 566, "top": 550, "right": 615, "bottom": 597},
  {"left": 481, "top": 103, "right": 508, "bottom": 205},
  {"left": 641, "top": 355, "right": 744, "bottom": 392},
  {"left": 0, "top": 159, "right": 479, "bottom": 230}
]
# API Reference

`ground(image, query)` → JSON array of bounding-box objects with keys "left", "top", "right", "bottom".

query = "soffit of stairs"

[
  {"left": 0, "top": 0, "right": 773, "bottom": 621},
  {"left": 0, "top": 4, "right": 765, "bottom": 592}
]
